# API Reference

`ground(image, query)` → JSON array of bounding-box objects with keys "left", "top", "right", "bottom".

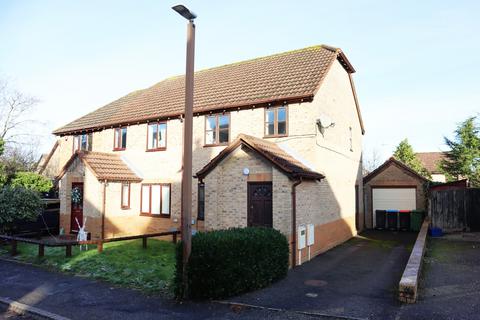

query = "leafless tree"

[
  {"left": 363, "top": 147, "right": 382, "bottom": 175},
  {"left": 0, "top": 78, "right": 40, "bottom": 145}
]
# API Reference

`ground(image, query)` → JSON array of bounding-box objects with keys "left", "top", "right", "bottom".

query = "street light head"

[{"left": 172, "top": 4, "right": 197, "bottom": 21}]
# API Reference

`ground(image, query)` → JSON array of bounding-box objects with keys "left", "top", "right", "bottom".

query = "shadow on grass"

[{"left": 0, "top": 239, "right": 176, "bottom": 296}]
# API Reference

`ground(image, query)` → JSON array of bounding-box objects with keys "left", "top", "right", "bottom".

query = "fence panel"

[{"left": 430, "top": 189, "right": 480, "bottom": 232}]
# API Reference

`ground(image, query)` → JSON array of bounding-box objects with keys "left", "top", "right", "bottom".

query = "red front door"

[{"left": 70, "top": 182, "right": 84, "bottom": 233}]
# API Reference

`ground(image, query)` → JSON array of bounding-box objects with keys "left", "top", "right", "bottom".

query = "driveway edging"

[
  {"left": 398, "top": 218, "right": 430, "bottom": 303},
  {"left": 0, "top": 297, "right": 71, "bottom": 320}
]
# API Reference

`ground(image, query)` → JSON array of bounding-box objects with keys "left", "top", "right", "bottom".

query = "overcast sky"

[{"left": 1, "top": 0, "right": 479, "bottom": 163}]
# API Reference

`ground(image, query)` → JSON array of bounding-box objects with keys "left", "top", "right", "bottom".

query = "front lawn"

[{"left": 0, "top": 239, "right": 176, "bottom": 296}]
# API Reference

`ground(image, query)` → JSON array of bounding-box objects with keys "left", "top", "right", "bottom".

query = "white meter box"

[
  {"left": 298, "top": 225, "right": 306, "bottom": 249},
  {"left": 307, "top": 224, "right": 315, "bottom": 246}
]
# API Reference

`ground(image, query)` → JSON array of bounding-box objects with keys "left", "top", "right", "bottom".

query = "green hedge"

[{"left": 175, "top": 227, "right": 289, "bottom": 300}]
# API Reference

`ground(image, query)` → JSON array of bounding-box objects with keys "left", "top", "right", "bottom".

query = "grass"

[{"left": 0, "top": 239, "right": 176, "bottom": 296}]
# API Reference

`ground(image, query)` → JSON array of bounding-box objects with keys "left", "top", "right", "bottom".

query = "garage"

[
  {"left": 372, "top": 188, "right": 416, "bottom": 228},
  {"left": 363, "top": 157, "right": 428, "bottom": 229}
]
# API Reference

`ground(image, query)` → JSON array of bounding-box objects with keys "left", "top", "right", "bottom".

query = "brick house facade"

[{"left": 42, "top": 45, "right": 365, "bottom": 266}]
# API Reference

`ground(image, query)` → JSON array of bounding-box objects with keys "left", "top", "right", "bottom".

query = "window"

[
  {"left": 73, "top": 133, "right": 92, "bottom": 152},
  {"left": 205, "top": 114, "right": 229, "bottom": 146},
  {"left": 265, "top": 106, "right": 287, "bottom": 137},
  {"left": 197, "top": 183, "right": 205, "bottom": 221},
  {"left": 121, "top": 182, "right": 130, "bottom": 209},
  {"left": 140, "top": 183, "right": 170, "bottom": 217},
  {"left": 114, "top": 127, "right": 127, "bottom": 150},
  {"left": 147, "top": 122, "right": 167, "bottom": 151}
]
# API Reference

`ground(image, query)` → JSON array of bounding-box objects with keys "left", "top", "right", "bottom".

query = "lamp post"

[{"left": 172, "top": 4, "right": 196, "bottom": 298}]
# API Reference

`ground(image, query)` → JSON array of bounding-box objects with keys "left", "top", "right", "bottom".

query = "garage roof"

[{"left": 363, "top": 157, "right": 429, "bottom": 184}]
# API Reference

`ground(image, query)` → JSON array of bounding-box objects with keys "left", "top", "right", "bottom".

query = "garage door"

[{"left": 372, "top": 188, "right": 416, "bottom": 227}]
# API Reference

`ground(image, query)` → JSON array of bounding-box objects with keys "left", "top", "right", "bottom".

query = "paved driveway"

[{"left": 226, "top": 230, "right": 417, "bottom": 319}]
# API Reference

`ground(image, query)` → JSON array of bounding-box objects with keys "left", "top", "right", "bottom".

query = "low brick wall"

[{"left": 398, "top": 218, "right": 430, "bottom": 303}]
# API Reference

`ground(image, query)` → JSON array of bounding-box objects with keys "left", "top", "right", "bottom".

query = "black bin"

[
  {"left": 375, "top": 210, "right": 386, "bottom": 230},
  {"left": 386, "top": 210, "right": 399, "bottom": 230},
  {"left": 399, "top": 210, "right": 411, "bottom": 231}
]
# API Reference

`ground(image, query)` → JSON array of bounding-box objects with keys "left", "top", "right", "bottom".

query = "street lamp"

[{"left": 172, "top": 4, "right": 196, "bottom": 299}]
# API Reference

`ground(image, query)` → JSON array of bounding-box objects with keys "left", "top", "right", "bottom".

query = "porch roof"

[
  {"left": 196, "top": 134, "right": 325, "bottom": 181},
  {"left": 56, "top": 151, "right": 142, "bottom": 182}
]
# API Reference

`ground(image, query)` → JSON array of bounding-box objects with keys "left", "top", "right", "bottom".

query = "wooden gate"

[{"left": 430, "top": 189, "right": 480, "bottom": 232}]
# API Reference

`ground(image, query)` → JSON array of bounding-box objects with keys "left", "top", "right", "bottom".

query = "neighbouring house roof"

[
  {"left": 415, "top": 152, "right": 447, "bottom": 174},
  {"left": 363, "top": 157, "right": 429, "bottom": 184},
  {"left": 53, "top": 45, "right": 365, "bottom": 135},
  {"left": 196, "top": 134, "right": 325, "bottom": 181},
  {"left": 37, "top": 140, "right": 59, "bottom": 175},
  {"left": 56, "top": 151, "right": 142, "bottom": 182}
]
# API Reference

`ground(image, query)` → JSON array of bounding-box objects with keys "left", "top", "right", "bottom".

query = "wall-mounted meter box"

[
  {"left": 298, "top": 225, "right": 306, "bottom": 249},
  {"left": 307, "top": 224, "right": 315, "bottom": 246}
]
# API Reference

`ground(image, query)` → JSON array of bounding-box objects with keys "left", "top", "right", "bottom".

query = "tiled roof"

[
  {"left": 363, "top": 157, "right": 429, "bottom": 184},
  {"left": 196, "top": 134, "right": 325, "bottom": 180},
  {"left": 56, "top": 151, "right": 142, "bottom": 182},
  {"left": 53, "top": 45, "right": 355, "bottom": 135},
  {"left": 416, "top": 152, "right": 446, "bottom": 174}
]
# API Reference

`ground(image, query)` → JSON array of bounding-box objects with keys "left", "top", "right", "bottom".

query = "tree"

[
  {"left": 11, "top": 172, "right": 53, "bottom": 193},
  {"left": 393, "top": 139, "right": 431, "bottom": 178},
  {"left": 0, "top": 78, "right": 39, "bottom": 145},
  {"left": 440, "top": 117, "right": 480, "bottom": 186},
  {"left": 363, "top": 147, "right": 382, "bottom": 175},
  {"left": 0, "top": 138, "right": 6, "bottom": 186},
  {"left": 0, "top": 186, "right": 43, "bottom": 234}
]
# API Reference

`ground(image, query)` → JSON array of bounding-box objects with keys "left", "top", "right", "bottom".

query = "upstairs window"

[
  {"left": 147, "top": 122, "right": 167, "bottom": 151},
  {"left": 73, "top": 133, "right": 92, "bottom": 152},
  {"left": 141, "top": 183, "right": 171, "bottom": 217},
  {"left": 205, "top": 114, "right": 230, "bottom": 146},
  {"left": 265, "top": 106, "right": 287, "bottom": 137},
  {"left": 114, "top": 127, "right": 127, "bottom": 150}
]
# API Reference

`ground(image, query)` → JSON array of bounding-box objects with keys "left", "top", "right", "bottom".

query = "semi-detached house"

[{"left": 40, "top": 45, "right": 366, "bottom": 266}]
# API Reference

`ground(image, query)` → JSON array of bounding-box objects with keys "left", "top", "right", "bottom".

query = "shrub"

[
  {"left": 0, "top": 186, "right": 43, "bottom": 234},
  {"left": 175, "top": 227, "right": 289, "bottom": 300},
  {"left": 11, "top": 172, "right": 53, "bottom": 193}
]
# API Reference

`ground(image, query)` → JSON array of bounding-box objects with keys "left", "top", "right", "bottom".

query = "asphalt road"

[{"left": 1, "top": 232, "right": 478, "bottom": 320}]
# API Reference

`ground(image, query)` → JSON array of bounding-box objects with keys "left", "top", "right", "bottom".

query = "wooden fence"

[
  {"left": 430, "top": 188, "right": 480, "bottom": 232},
  {"left": 11, "top": 199, "right": 60, "bottom": 237}
]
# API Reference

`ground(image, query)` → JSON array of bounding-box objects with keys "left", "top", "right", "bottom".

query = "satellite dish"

[{"left": 316, "top": 114, "right": 335, "bottom": 135}]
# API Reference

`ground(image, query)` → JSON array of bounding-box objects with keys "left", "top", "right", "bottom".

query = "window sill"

[
  {"left": 140, "top": 213, "right": 171, "bottom": 218},
  {"left": 263, "top": 134, "right": 288, "bottom": 139},
  {"left": 203, "top": 143, "right": 228, "bottom": 148},
  {"left": 146, "top": 148, "right": 167, "bottom": 152},
  {"left": 121, "top": 206, "right": 130, "bottom": 210},
  {"left": 113, "top": 148, "right": 126, "bottom": 152}
]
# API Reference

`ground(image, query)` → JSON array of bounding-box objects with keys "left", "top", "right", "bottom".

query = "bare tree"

[
  {"left": 363, "top": 147, "right": 382, "bottom": 175},
  {"left": 0, "top": 78, "right": 40, "bottom": 145}
]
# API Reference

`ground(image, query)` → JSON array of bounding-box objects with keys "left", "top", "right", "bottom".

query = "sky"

[{"left": 1, "top": 0, "right": 479, "bottom": 164}]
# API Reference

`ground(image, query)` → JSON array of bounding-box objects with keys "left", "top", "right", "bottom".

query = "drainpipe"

[
  {"left": 291, "top": 178, "right": 302, "bottom": 268},
  {"left": 101, "top": 180, "right": 107, "bottom": 240}
]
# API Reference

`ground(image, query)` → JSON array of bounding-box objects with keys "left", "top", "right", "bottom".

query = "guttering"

[
  {"left": 291, "top": 178, "right": 302, "bottom": 268},
  {"left": 101, "top": 179, "right": 107, "bottom": 240}
]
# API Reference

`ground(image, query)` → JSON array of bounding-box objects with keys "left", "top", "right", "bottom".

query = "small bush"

[
  {"left": 11, "top": 172, "right": 53, "bottom": 193},
  {"left": 0, "top": 186, "right": 43, "bottom": 233},
  {"left": 175, "top": 227, "right": 289, "bottom": 300}
]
